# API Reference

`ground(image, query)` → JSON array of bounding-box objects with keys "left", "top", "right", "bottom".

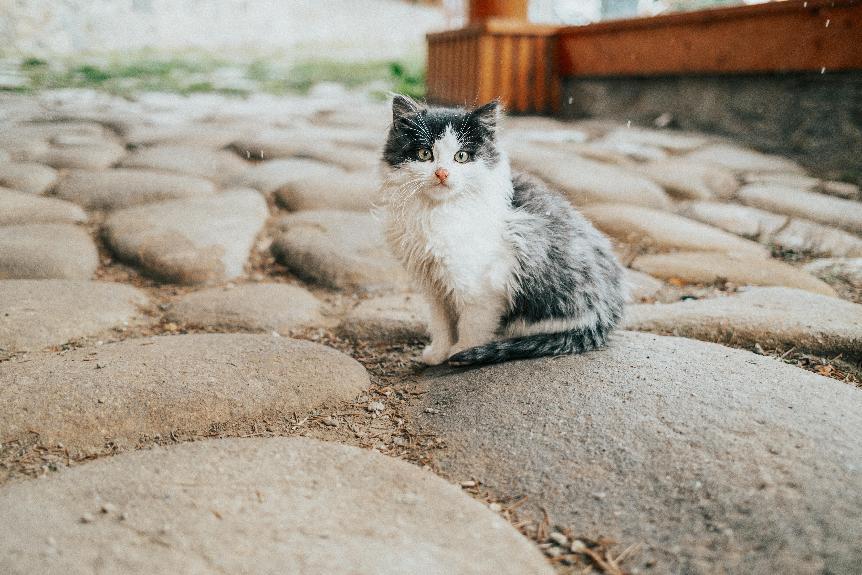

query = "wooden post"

[{"left": 468, "top": 0, "right": 528, "bottom": 23}]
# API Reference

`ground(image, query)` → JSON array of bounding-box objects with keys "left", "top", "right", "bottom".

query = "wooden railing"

[
  {"left": 557, "top": 0, "right": 862, "bottom": 77},
  {"left": 426, "top": 19, "right": 560, "bottom": 114}
]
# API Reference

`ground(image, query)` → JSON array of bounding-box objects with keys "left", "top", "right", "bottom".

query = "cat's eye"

[
  {"left": 417, "top": 148, "right": 433, "bottom": 161},
  {"left": 454, "top": 150, "right": 471, "bottom": 163}
]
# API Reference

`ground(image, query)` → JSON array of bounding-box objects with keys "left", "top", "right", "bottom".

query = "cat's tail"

[{"left": 447, "top": 325, "right": 609, "bottom": 366}]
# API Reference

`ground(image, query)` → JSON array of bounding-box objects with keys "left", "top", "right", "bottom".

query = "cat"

[{"left": 378, "top": 94, "right": 625, "bottom": 366}]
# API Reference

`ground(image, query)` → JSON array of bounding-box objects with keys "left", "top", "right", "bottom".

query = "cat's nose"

[{"left": 434, "top": 168, "right": 449, "bottom": 183}]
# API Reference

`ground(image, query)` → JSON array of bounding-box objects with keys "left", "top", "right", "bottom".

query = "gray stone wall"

[{"left": 561, "top": 72, "right": 862, "bottom": 184}]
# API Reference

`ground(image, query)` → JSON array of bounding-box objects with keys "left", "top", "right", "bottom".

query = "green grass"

[{"left": 6, "top": 53, "right": 425, "bottom": 99}]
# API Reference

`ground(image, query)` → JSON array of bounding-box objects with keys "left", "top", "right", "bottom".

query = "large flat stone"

[
  {"left": 166, "top": 283, "right": 327, "bottom": 333},
  {"left": 0, "top": 280, "right": 149, "bottom": 352},
  {"left": 103, "top": 189, "right": 268, "bottom": 285},
  {"left": 625, "top": 287, "right": 862, "bottom": 359},
  {"left": 0, "top": 187, "right": 86, "bottom": 225},
  {"left": 631, "top": 158, "right": 739, "bottom": 200},
  {"left": 0, "top": 437, "right": 552, "bottom": 575},
  {"left": 125, "top": 123, "right": 251, "bottom": 148},
  {"left": 632, "top": 251, "right": 836, "bottom": 295},
  {"left": 272, "top": 210, "right": 410, "bottom": 292},
  {"left": 55, "top": 168, "right": 216, "bottom": 210},
  {"left": 30, "top": 141, "right": 126, "bottom": 170},
  {"left": 804, "top": 258, "right": 862, "bottom": 303},
  {"left": 678, "top": 201, "right": 862, "bottom": 258},
  {"left": 119, "top": 145, "right": 249, "bottom": 182},
  {"left": 0, "top": 161, "right": 58, "bottom": 194},
  {"left": 0, "top": 334, "right": 370, "bottom": 454},
  {"left": 414, "top": 331, "right": 862, "bottom": 573},
  {"left": 0, "top": 224, "right": 98, "bottom": 280},
  {"left": 508, "top": 144, "right": 671, "bottom": 209},
  {"left": 581, "top": 204, "right": 769, "bottom": 257},
  {"left": 737, "top": 183, "right": 862, "bottom": 235},
  {"left": 228, "top": 158, "right": 338, "bottom": 195},
  {"left": 685, "top": 143, "right": 806, "bottom": 173},
  {"left": 338, "top": 293, "right": 428, "bottom": 342},
  {"left": 600, "top": 126, "right": 709, "bottom": 152},
  {"left": 231, "top": 128, "right": 382, "bottom": 171},
  {"left": 274, "top": 167, "right": 377, "bottom": 211}
]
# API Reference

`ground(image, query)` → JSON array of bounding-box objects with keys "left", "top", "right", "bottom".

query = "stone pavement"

[{"left": 1, "top": 88, "right": 860, "bottom": 574}]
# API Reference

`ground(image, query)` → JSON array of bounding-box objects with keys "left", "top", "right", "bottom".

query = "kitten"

[{"left": 378, "top": 95, "right": 625, "bottom": 365}]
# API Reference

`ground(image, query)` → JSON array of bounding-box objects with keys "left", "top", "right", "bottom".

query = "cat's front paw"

[{"left": 421, "top": 344, "right": 450, "bottom": 366}]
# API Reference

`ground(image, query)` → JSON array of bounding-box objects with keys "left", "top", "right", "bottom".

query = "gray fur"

[{"left": 449, "top": 173, "right": 625, "bottom": 365}]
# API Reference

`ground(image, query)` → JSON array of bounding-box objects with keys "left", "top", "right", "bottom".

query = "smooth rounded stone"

[
  {"left": 631, "top": 251, "right": 836, "bottom": 295},
  {"left": 125, "top": 123, "right": 250, "bottom": 148},
  {"left": 678, "top": 201, "right": 862, "bottom": 258},
  {"left": 632, "top": 158, "right": 739, "bottom": 200},
  {"left": 770, "top": 219, "right": 862, "bottom": 258},
  {"left": 0, "top": 187, "right": 86, "bottom": 225},
  {"left": 55, "top": 168, "right": 216, "bottom": 210},
  {"left": 601, "top": 126, "right": 710, "bottom": 152},
  {"left": 166, "top": 283, "right": 326, "bottom": 333},
  {"left": 509, "top": 145, "right": 671, "bottom": 209},
  {"left": 0, "top": 280, "right": 149, "bottom": 352},
  {"left": 584, "top": 137, "right": 668, "bottom": 162},
  {"left": 819, "top": 180, "right": 860, "bottom": 200},
  {"left": 0, "top": 437, "right": 551, "bottom": 575},
  {"left": 30, "top": 141, "right": 127, "bottom": 170},
  {"left": 0, "top": 161, "right": 58, "bottom": 194},
  {"left": 0, "top": 335, "right": 370, "bottom": 454},
  {"left": 624, "top": 268, "right": 664, "bottom": 302},
  {"left": 804, "top": 258, "right": 862, "bottom": 303},
  {"left": 685, "top": 143, "right": 805, "bottom": 174},
  {"left": 119, "top": 145, "right": 249, "bottom": 182},
  {"left": 625, "top": 287, "right": 862, "bottom": 359},
  {"left": 103, "top": 189, "right": 268, "bottom": 285},
  {"left": 743, "top": 172, "right": 821, "bottom": 189},
  {"left": 413, "top": 331, "right": 862, "bottom": 574},
  {"left": 677, "top": 201, "right": 787, "bottom": 238},
  {"left": 231, "top": 129, "right": 381, "bottom": 171},
  {"left": 581, "top": 204, "right": 769, "bottom": 257},
  {"left": 0, "top": 224, "right": 98, "bottom": 280},
  {"left": 737, "top": 184, "right": 862, "bottom": 235},
  {"left": 275, "top": 168, "right": 377, "bottom": 211},
  {"left": 338, "top": 293, "right": 428, "bottom": 342},
  {"left": 228, "top": 158, "right": 336, "bottom": 195},
  {"left": 272, "top": 210, "right": 410, "bottom": 292}
]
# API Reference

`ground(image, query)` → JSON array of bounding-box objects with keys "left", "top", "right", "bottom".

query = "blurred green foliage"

[{"left": 7, "top": 53, "right": 425, "bottom": 99}]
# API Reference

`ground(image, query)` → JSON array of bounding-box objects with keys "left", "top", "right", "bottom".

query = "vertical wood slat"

[
  {"left": 427, "top": 23, "right": 559, "bottom": 113},
  {"left": 516, "top": 36, "right": 531, "bottom": 112},
  {"left": 498, "top": 35, "right": 514, "bottom": 109}
]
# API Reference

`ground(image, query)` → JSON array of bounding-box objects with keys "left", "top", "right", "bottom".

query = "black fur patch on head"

[{"left": 383, "top": 96, "right": 500, "bottom": 167}]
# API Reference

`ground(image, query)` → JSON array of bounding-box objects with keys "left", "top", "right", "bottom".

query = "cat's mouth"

[{"left": 424, "top": 181, "right": 457, "bottom": 202}]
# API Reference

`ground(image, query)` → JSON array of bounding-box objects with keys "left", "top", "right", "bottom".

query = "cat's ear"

[
  {"left": 471, "top": 100, "right": 501, "bottom": 134},
  {"left": 391, "top": 94, "right": 423, "bottom": 121}
]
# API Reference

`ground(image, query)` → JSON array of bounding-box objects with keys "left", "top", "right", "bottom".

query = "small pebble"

[
  {"left": 488, "top": 502, "right": 502, "bottom": 512},
  {"left": 460, "top": 480, "right": 477, "bottom": 488},
  {"left": 545, "top": 546, "right": 564, "bottom": 558},
  {"left": 80, "top": 512, "right": 95, "bottom": 524},
  {"left": 367, "top": 401, "right": 384, "bottom": 413},
  {"left": 571, "top": 539, "right": 587, "bottom": 553},
  {"left": 322, "top": 417, "right": 339, "bottom": 427},
  {"left": 100, "top": 503, "right": 117, "bottom": 514},
  {"left": 549, "top": 531, "right": 568, "bottom": 546},
  {"left": 423, "top": 407, "right": 440, "bottom": 414},
  {"left": 591, "top": 491, "right": 607, "bottom": 500}
]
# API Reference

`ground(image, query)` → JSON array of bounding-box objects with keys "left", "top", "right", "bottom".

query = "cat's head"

[{"left": 381, "top": 95, "right": 505, "bottom": 203}]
